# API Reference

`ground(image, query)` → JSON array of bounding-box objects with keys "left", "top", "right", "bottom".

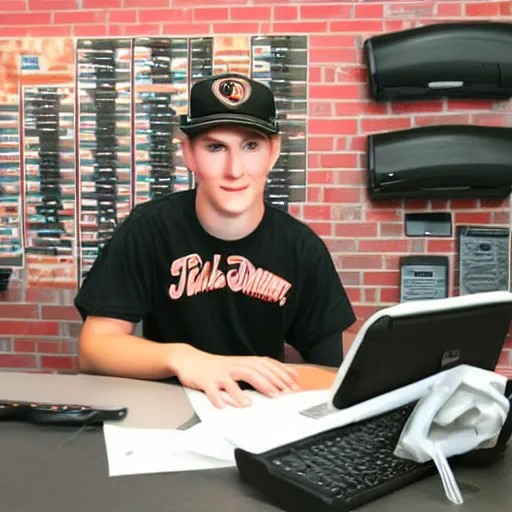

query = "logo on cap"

[{"left": 212, "top": 77, "right": 251, "bottom": 108}]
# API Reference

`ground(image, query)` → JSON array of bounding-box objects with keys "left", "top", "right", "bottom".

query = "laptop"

[
  {"left": 234, "top": 291, "right": 512, "bottom": 512},
  {"left": 301, "top": 290, "right": 512, "bottom": 418}
]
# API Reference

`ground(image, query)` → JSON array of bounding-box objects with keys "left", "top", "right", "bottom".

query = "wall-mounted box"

[
  {"left": 367, "top": 124, "right": 512, "bottom": 200},
  {"left": 364, "top": 21, "right": 512, "bottom": 102}
]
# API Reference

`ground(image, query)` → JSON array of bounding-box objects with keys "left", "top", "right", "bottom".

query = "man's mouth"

[{"left": 220, "top": 185, "right": 249, "bottom": 192}]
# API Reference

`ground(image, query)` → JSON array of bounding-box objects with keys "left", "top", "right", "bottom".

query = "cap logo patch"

[{"left": 212, "top": 77, "right": 251, "bottom": 107}]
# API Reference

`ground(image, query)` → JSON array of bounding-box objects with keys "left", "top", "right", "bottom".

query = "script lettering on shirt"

[{"left": 168, "top": 253, "right": 291, "bottom": 306}]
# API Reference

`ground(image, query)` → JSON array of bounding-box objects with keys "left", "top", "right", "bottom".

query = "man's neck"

[{"left": 195, "top": 191, "right": 265, "bottom": 241}]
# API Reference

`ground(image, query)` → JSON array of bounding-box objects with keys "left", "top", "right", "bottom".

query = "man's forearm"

[{"left": 78, "top": 332, "right": 190, "bottom": 380}]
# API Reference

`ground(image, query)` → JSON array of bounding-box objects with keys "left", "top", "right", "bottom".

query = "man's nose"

[{"left": 225, "top": 151, "right": 245, "bottom": 178}]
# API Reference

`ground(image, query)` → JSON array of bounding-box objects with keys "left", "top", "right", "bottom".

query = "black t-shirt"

[{"left": 74, "top": 189, "right": 356, "bottom": 365}]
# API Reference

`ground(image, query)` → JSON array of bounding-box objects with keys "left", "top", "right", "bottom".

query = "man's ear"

[
  {"left": 269, "top": 134, "right": 282, "bottom": 170},
  {"left": 179, "top": 132, "right": 198, "bottom": 174}
]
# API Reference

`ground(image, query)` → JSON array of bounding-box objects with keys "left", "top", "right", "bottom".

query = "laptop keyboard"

[{"left": 235, "top": 402, "right": 436, "bottom": 512}]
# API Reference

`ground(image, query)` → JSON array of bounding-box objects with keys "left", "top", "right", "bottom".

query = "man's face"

[{"left": 181, "top": 125, "right": 281, "bottom": 217}]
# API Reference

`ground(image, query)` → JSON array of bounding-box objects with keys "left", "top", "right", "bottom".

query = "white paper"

[{"left": 103, "top": 424, "right": 235, "bottom": 477}]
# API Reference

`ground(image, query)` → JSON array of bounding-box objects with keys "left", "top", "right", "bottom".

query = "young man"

[{"left": 74, "top": 73, "right": 356, "bottom": 409}]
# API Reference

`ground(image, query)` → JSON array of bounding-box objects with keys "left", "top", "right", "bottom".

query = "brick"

[
  {"left": 41, "top": 355, "right": 76, "bottom": 371},
  {"left": 162, "top": 23, "right": 209, "bottom": 35},
  {"left": 330, "top": 20, "right": 383, "bottom": 33},
  {"left": 466, "top": 2, "right": 500, "bottom": 16},
  {"left": 450, "top": 198, "right": 478, "bottom": 209},
  {"left": 273, "top": 6, "right": 297, "bottom": 21},
  {"left": 41, "top": 306, "right": 81, "bottom": 321},
  {"left": 381, "top": 287, "right": 400, "bottom": 304},
  {"left": 355, "top": 3, "right": 384, "bottom": 18},
  {"left": 335, "top": 100, "right": 387, "bottom": 116},
  {"left": 335, "top": 170, "right": 365, "bottom": 186},
  {"left": 349, "top": 136, "right": 367, "bottom": 152},
  {"left": 414, "top": 114, "right": 471, "bottom": 126},
  {"left": 338, "top": 271, "right": 361, "bottom": 286},
  {"left": 309, "top": 84, "right": 361, "bottom": 100},
  {"left": 366, "top": 209, "right": 402, "bottom": 222},
  {"left": 231, "top": 6, "right": 270, "bottom": 20},
  {"left": 310, "top": 48, "right": 358, "bottom": 64},
  {"left": 125, "top": 0, "right": 169, "bottom": 6},
  {"left": 360, "top": 240, "right": 408, "bottom": 253},
  {"left": 391, "top": 102, "right": 444, "bottom": 114},
  {"left": 345, "top": 288, "right": 361, "bottom": 303},
  {"left": 0, "top": 322, "right": 59, "bottom": 336},
  {"left": 362, "top": 117, "right": 412, "bottom": 133},
  {"left": 0, "top": 1, "right": 26, "bottom": 9},
  {"left": 140, "top": 8, "right": 190, "bottom": 23},
  {"left": 353, "top": 305, "right": 381, "bottom": 319},
  {"left": 499, "top": 1, "right": 512, "bottom": 16},
  {"left": 480, "top": 198, "right": 509, "bottom": 208},
  {"left": 213, "top": 23, "right": 259, "bottom": 33},
  {"left": 173, "top": 0, "right": 244, "bottom": 4},
  {"left": 308, "top": 67, "right": 322, "bottom": 83},
  {"left": 308, "top": 170, "right": 335, "bottom": 185},
  {"left": 331, "top": 205, "right": 363, "bottom": 222},
  {"left": 472, "top": 114, "right": 508, "bottom": 127},
  {"left": 195, "top": 7, "right": 229, "bottom": 21},
  {"left": 308, "top": 222, "right": 332, "bottom": 237},
  {"left": 324, "top": 187, "right": 360, "bottom": 203},
  {"left": 385, "top": 3, "right": 434, "bottom": 19},
  {"left": 0, "top": 354, "right": 36, "bottom": 368},
  {"left": 327, "top": 240, "right": 358, "bottom": 254},
  {"left": 83, "top": 0, "right": 120, "bottom": 7},
  {"left": 308, "top": 137, "right": 334, "bottom": 151},
  {"left": 25, "top": 26, "right": 72, "bottom": 36},
  {"left": 437, "top": 2, "right": 462, "bottom": 16},
  {"left": 0, "top": 304, "right": 39, "bottom": 319},
  {"left": 336, "top": 222, "right": 377, "bottom": 238},
  {"left": 109, "top": 10, "right": 137, "bottom": 23},
  {"left": 379, "top": 223, "right": 403, "bottom": 237},
  {"left": 364, "top": 271, "right": 399, "bottom": 286},
  {"left": 404, "top": 199, "right": 429, "bottom": 210},
  {"left": 492, "top": 211, "right": 510, "bottom": 225},
  {"left": 309, "top": 35, "right": 357, "bottom": 48},
  {"left": 498, "top": 350, "right": 511, "bottom": 367},
  {"left": 340, "top": 255, "right": 382, "bottom": 270},
  {"left": 336, "top": 137, "right": 349, "bottom": 151},
  {"left": 109, "top": 24, "right": 160, "bottom": 36},
  {"left": 454, "top": 212, "right": 492, "bottom": 224},
  {"left": 29, "top": 0, "right": 76, "bottom": 9},
  {"left": 303, "top": 205, "right": 331, "bottom": 221},
  {"left": 2, "top": 12, "right": 51, "bottom": 24},
  {"left": 74, "top": 25, "right": 108, "bottom": 37},
  {"left": 273, "top": 22, "right": 328, "bottom": 33},
  {"left": 306, "top": 186, "right": 323, "bottom": 203},
  {"left": 320, "top": 154, "right": 358, "bottom": 169},
  {"left": 14, "top": 340, "right": 35, "bottom": 353},
  {"left": 300, "top": 4, "right": 351, "bottom": 19},
  {"left": 54, "top": 10, "right": 107, "bottom": 24},
  {"left": 25, "top": 288, "right": 58, "bottom": 304},
  {"left": 308, "top": 119, "right": 358, "bottom": 135},
  {"left": 447, "top": 99, "right": 495, "bottom": 111},
  {"left": 37, "top": 341, "right": 61, "bottom": 354},
  {"left": 309, "top": 102, "right": 333, "bottom": 117},
  {"left": 427, "top": 240, "right": 455, "bottom": 253}
]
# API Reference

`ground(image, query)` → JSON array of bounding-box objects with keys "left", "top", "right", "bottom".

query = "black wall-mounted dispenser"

[
  {"left": 366, "top": 124, "right": 512, "bottom": 200},
  {"left": 363, "top": 21, "right": 512, "bottom": 102}
]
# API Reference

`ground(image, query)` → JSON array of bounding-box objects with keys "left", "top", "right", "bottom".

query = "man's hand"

[{"left": 169, "top": 344, "right": 301, "bottom": 408}]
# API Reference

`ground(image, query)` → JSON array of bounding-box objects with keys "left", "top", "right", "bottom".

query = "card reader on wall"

[
  {"left": 363, "top": 21, "right": 512, "bottom": 101},
  {"left": 366, "top": 124, "right": 512, "bottom": 200},
  {"left": 399, "top": 256, "right": 449, "bottom": 303}
]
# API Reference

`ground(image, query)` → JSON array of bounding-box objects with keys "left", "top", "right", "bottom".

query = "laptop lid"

[{"left": 328, "top": 291, "right": 512, "bottom": 410}]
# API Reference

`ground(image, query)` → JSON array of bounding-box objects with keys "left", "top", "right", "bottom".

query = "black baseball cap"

[{"left": 179, "top": 73, "right": 280, "bottom": 137}]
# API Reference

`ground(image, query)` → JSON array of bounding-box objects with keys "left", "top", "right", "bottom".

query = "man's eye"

[
  {"left": 243, "top": 141, "right": 258, "bottom": 150},
  {"left": 207, "top": 144, "right": 224, "bottom": 152}
]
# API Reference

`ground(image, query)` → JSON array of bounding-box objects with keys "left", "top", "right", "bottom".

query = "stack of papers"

[{"left": 103, "top": 367, "right": 438, "bottom": 477}]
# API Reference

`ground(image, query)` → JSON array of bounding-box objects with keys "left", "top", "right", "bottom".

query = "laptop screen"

[{"left": 329, "top": 291, "right": 512, "bottom": 410}]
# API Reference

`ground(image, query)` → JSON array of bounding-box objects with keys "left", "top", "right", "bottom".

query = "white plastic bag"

[{"left": 394, "top": 364, "right": 510, "bottom": 505}]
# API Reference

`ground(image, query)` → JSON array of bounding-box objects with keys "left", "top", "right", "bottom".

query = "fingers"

[
  {"left": 222, "top": 379, "right": 252, "bottom": 408},
  {"left": 258, "top": 358, "right": 301, "bottom": 391},
  {"left": 231, "top": 365, "right": 288, "bottom": 399},
  {"left": 204, "top": 380, "right": 252, "bottom": 409},
  {"left": 203, "top": 384, "right": 227, "bottom": 409}
]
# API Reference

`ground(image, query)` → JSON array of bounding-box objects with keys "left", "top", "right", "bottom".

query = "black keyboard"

[{"left": 234, "top": 402, "right": 437, "bottom": 512}]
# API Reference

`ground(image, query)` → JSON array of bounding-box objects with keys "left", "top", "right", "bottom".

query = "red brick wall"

[{"left": 0, "top": 0, "right": 511, "bottom": 377}]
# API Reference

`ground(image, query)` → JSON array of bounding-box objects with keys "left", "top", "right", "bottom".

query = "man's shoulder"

[
  {"left": 267, "top": 205, "right": 325, "bottom": 248},
  {"left": 124, "top": 189, "right": 194, "bottom": 228}
]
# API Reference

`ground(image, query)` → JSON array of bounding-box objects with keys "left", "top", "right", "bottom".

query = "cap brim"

[{"left": 179, "top": 113, "right": 279, "bottom": 137}]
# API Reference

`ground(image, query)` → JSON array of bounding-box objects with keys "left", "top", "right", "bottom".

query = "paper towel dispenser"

[
  {"left": 367, "top": 124, "right": 512, "bottom": 200},
  {"left": 364, "top": 22, "right": 512, "bottom": 101}
]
